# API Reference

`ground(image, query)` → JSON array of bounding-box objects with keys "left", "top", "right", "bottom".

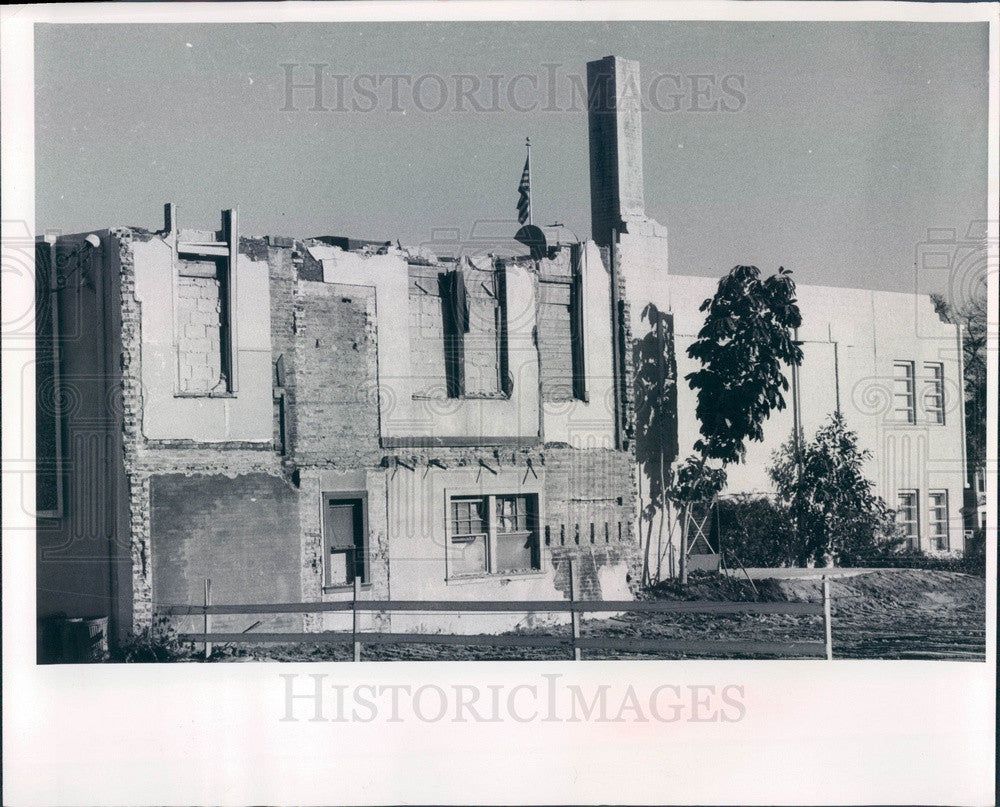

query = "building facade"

[
  {"left": 588, "top": 55, "right": 968, "bottom": 576},
  {"left": 37, "top": 206, "right": 639, "bottom": 643},
  {"left": 35, "top": 56, "right": 968, "bottom": 649}
]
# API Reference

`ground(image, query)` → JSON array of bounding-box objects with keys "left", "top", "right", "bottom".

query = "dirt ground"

[{"left": 201, "top": 568, "right": 986, "bottom": 662}]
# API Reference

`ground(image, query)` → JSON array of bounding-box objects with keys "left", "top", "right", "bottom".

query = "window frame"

[
  {"left": 171, "top": 208, "right": 238, "bottom": 398},
  {"left": 892, "top": 360, "right": 916, "bottom": 424},
  {"left": 922, "top": 362, "right": 945, "bottom": 425},
  {"left": 426, "top": 263, "right": 510, "bottom": 400},
  {"left": 928, "top": 490, "right": 949, "bottom": 551},
  {"left": 447, "top": 496, "right": 490, "bottom": 577},
  {"left": 896, "top": 489, "right": 920, "bottom": 550},
  {"left": 407, "top": 264, "right": 452, "bottom": 399},
  {"left": 445, "top": 491, "right": 542, "bottom": 580},
  {"left": 321, "top": 492, "right": 369, "bottom": 590}
]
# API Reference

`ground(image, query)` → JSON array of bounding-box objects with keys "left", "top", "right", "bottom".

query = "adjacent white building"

[{"left": 590, "top": 55, "right": 968, "bottom": 565}]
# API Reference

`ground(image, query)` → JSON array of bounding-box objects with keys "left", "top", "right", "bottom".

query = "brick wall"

[
  {"left": 548, "top": 545, "right": 632, "bottom": 600},
  {"left": 290, "top": 281, "right": 381, "bottom": 466},
  {"left": 615, "top": 242, "right": 637, "bottom": 451},
  {"left": 151, "top": 473, "right": 302, "bottom": 633},
  {"left": 176, "top": 271, "right": 223, "bottom": 394},
  {"left": 538, "top": 282, "right": 574, "bottom": 401},
  {"left": 407, "top": 261, "right": 503, "bottom": 398},
  {"left": 540, "top": 446, "right": 639, "bottom": 596},
  {"left": 408, "top": 265, "right": 449, "bottom": 397},
  {"left": 537, "top": 249, "right": 577, "bottom": 402},
  {"left": 113, "top": 232, "right": 640, "bottom": 639},
  {"left": 115, "top": 228, "right": 155, "bottom": 631},
  {"left": 463, "top": 264, "right": 501, "bottom": 395}
]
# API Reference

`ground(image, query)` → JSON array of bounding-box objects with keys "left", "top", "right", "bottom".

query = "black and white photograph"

[{"left": 2, "top": 2, "right": 996, "bottom": 805}]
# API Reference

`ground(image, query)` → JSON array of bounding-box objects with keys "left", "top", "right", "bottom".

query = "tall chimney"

[{"left": 586, "top": 56, "right": 646, "bottom": 248}]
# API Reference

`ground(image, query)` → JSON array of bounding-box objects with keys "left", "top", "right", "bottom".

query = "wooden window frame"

[
  {"left": 445, "top": 492, "right": 541, "bottom": 580},
  {"left": 892, "top": 361, "right": 916, "bottom": 424},
  {"left": 897, "top": 489, "right": 920, "bottom": 550},
  {"left": 321, "top": 492, "right": 369, "bottom": 590},
  {"left": 928, "top": 490, "right": 949, "bottom": 551},
  {"left": 922, "top": 362, "right": 945, "bottom": 425}
]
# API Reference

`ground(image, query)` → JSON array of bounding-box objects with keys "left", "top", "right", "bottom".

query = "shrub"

[
  {"left": 714, "top": 495, "right": 797, "bottom": 568},
  {"left": 841, "top": 550, "right": 985, "bottom": 577},
  {"left": 770, "top": 413, "right": 905, "bottom": 566}
]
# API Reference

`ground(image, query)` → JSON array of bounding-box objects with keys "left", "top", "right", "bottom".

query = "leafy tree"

[
  {"left": 667, "top": 455, "right": 727, "bottom": 505},
  {"left": 686, "top": 265, "right": 803, "bottom": 464},
  {"left": 769, "top": 413, "right": 903, "bottom": 566},
  {"left": 633, "top": 303, "right": 680, "bottom": 584},
  {"left": 666, "top": 265, "right": 803, "bottom": 582}
]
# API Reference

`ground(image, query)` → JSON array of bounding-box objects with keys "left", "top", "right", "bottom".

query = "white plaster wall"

[
  {"left": 132, "top": 237, "right": 273, "bottom": 442},
  {"left": 623, "top": 241, "right": 968, "bottom": 557},
  {"left": 540, "top": 241, "right": 617, "bottom": 448},
  {"left": 384, "top": 465, "right": 568, "bottom": 634}
]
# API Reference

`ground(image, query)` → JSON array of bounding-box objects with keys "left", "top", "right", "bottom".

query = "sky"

[{"left": 35, "top": 21, "right": 989, "bottom": 295}]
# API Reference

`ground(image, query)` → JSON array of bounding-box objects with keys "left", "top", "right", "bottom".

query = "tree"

[
  {"left": 930, "top": 286, "right": 987, "bottom": 473},
  {"left": 633, "top": 303, "right": 680, "bottom": 584},
  {"left": 668, "top": 265, "right": 803, "bottom": 582},
  {"left": 686, "top": 265, "right": 803, "bottom": 464},
  {"left": 769, "top": 413, "right": 903, "bottom": 566}
]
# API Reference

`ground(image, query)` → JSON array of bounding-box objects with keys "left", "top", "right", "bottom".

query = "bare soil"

[{"left": 202, "top": 568, "right": 986, "bottom": 662}]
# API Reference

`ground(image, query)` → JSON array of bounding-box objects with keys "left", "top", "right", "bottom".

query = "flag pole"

[{"left": 526, "top": 136, "right": 532, "bottom": 225}]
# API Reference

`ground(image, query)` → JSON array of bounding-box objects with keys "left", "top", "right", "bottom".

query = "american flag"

[{"left": 516, "top": 153, "right": 531, "bottom": 225}]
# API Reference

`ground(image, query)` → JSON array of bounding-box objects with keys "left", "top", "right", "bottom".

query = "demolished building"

[{"left": 35, "top": 56, "right": 968, "bottom": 651}]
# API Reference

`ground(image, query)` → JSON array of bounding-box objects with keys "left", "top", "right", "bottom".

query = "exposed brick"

[
  {"left": 111, "top": 228, "right": 639, "bottom": 641},
  {"left": 176, "top": 275, "right": 223, "bottom": 394},
  {"left": 150, "top": 473, "right": 303, "bottom": 633},
  {"left": 289, "top": 282, "right": 381, "bottom": 466}
]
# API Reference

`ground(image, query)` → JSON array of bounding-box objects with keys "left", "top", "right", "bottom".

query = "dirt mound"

[
  {"left": 632, "top": 568, "right": 986, "bottom": 660},
  {"left": 651, "top": 568, "right": 984, "bottom": 608},
  {"left": 771, "top": 569, "right": 985, "bottom": 614},
  {"left": 646, "top": 572, "right": 785, "bottom": 602}
]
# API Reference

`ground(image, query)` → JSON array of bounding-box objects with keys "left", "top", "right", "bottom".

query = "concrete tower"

[{"left": 586, "top": 56, "right": 667, "bottom": 249}]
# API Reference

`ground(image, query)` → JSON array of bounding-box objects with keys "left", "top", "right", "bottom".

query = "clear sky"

[{"left": 35, "top": 21, "right": 988, "bottom": 294}]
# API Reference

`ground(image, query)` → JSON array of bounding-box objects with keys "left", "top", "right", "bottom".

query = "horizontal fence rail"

[
  {"left": 163, "top": 563, "right": 834, "bottom": 661},
  {"left": 165, "top": 600, "right": 825, "bottom": 616}
]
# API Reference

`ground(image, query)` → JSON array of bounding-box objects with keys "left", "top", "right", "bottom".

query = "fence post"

[
  {"left": 679, "top": 505, "right": 689, "bottom": 587},
  {"left": 203, "top": 578, "right": 212, "bottom": 661},
  {"left": 352, "top": 553, "right": 361, "bottom": 663},
  {"left": 822, "top": 575, "right": 833, "bottom": 660},
  {"left": 568, "top": 559, "right": 581, "bottom": 661}
]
